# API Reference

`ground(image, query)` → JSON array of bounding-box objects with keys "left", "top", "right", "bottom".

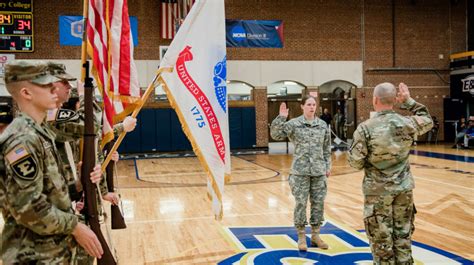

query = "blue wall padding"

[{"left": 118, "top": 107, "right": 256, "bottom": 153}]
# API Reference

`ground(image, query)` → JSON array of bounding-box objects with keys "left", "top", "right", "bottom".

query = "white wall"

[
  {"left": 55, "top": 59, "right": 160, "bottom": 89},
  {"left": 228, "top": 60, "right": 363, "bottom": 87}
]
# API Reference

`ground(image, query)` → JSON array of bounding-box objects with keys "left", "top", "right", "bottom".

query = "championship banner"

[
  {"left": 226, "top": 20, "right": 284, "bottom": 48},
  {"left": 158, "top": 0, "right": 230, "bottom": 219},
  {"left": 59, "top": 15, "right": 138, "bottom": 46}
]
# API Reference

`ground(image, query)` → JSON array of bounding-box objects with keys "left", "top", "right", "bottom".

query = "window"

[{"left": 227, "top": 80, "right": 253, "bottom": 101}]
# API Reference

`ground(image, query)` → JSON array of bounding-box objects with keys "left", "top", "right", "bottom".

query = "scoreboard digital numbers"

[{"left": 0, "top": 0, "right": 33, "bottom": 52}]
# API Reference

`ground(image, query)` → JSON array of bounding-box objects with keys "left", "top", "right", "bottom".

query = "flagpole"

[
  {"left": 81, "top": 0, "right": 89, "bottom": 81},
  {"left": 100, "top": 70, "right": 163, "bottom": 173}
]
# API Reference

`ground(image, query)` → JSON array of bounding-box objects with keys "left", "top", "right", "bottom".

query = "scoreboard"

[{"left": 0, "top": 0, "right": 33, "bottom": 52}]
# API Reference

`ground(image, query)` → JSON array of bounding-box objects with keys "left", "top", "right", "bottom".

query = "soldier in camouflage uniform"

[
  {"left": 46, "top": 62, "right": 86, "bottom": 203},
  {"left": 47, "top": 63, "right": 135, "bottom": 205},
  {"left": 0, "top": 61, "right": 104, "bottom": 264},
  {"left": 348, "top": 82, "right": 433, "bottom": 265},
  {"left": 75, "top": 79, "right": 136, "bottom": 205},
  {"left": 46, "top": 63, "right": 134, "bottom": 264},
  {"left": 270, "top": 95, "right": 331, "bottom": 251},
  {"left": 45, "top": 63, "right": 100, "bottom": 265}
]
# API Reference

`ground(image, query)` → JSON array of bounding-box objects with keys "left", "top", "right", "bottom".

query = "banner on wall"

[
  {"left": 59, "top": 16, "right": 138, "bottom": 46},
  {"left": 226, "top": 20, "right": 283, "bottom": 48}
]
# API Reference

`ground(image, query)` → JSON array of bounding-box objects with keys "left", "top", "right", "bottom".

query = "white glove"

[{"left": 122, "top": 116, "right": 137, "bottom": 132}]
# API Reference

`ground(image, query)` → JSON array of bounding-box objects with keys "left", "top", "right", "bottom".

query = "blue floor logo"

[{"left": 218, "top": 220, "right": 472, "bottom": 264}]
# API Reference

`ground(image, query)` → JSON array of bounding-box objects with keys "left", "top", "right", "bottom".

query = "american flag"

[
  {"left": 161, "top": 0, "right": 195, "bottom": 40},
  {"left": 87, "top": 0, "right": 140, "bottom": 145},
  {"left": 6, "top": 145, "right": 29, "bottom": 163}
]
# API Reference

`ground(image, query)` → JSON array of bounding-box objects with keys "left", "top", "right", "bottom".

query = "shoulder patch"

[
  {"left": 56, "top": 109, "right": 76, "bottom": 122},
  {"left": 46, "top": 109, "right": 58, "bottom": 121},
  {"left": 11, "top": 156, "right": 38, "bottom": 181},
  {"left": 6, "top": 145, "right": 29, "bottom": 164}
]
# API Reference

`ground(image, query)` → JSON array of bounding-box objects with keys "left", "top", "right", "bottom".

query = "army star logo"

[
  {"left": 11, "top": 156, "right": 38, "bottom": 180},
  {"left": 56, "top": 109, "right": 75, "bottom": 122}
]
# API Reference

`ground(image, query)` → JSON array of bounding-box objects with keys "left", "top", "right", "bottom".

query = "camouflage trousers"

[
  {"left": 288, "top": 174, "right": 327, "bottom": 227},
  {"left": 364, "top": 191, "right": 416, "bottom": 265}
]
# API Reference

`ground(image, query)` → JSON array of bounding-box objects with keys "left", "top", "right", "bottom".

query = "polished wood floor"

[
  {"left": 112, "top": 144, "right": 473, "bottom": 264},
  {"left": 1, "top": 144, "right": 473, "bottom": 264}
]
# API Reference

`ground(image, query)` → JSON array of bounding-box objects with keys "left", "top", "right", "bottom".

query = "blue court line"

[
  {"left": 410, "top": 150, "right": 474, "bottom": 163},
  {"left": 133, "top": 159, "right": 140, "bottom": 180}
]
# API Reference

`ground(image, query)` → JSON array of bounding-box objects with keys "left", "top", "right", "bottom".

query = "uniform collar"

[
  {"left": 374, "top": 110, "right": 396, "bottom": 117},
  {"left": 19, "top": 112, "right": 56, "bottom": 140},
  {"left": 19, "top": 112, "right": 40, "bottom": 126},
  {"left": 298, "top": 115, "right": 319, "bottom": 127}
]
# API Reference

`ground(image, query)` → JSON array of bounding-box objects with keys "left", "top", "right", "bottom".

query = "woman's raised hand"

[{"left": 279, "top": 102, "right": 289, "bottom": 118}]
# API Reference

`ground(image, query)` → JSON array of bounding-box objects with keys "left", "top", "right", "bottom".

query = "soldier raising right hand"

[
  {"left": 348, "top": 82, "right": 433, "bottom": 264},
  {"left": 270, "top": 96, "right": 332, "bottom": 252}
]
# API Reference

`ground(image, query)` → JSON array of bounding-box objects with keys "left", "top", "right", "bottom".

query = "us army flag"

[{"left": 158, "top": 0, "right": 230, "bottom": 219}]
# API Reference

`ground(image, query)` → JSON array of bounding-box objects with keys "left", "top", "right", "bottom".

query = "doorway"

[
  {"left": 267, "top": 81, "right": 305, "bottom": 153},
  {"left": 319, "top": 80, "right": 357, "bottom": 141}
]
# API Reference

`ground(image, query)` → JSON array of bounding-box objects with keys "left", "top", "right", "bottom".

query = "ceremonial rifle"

[
  {"left": 105, "top": 140, "right": 126, "bottom": 229},
  {"left": 81, "top": 61, "right": 117, "bottom": 265}
]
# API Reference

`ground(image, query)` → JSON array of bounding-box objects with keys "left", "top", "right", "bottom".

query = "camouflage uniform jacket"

[
  {"left": 47, "top": 108, "right": 85, "bottom": 201},
  {"left": 271, "top": 115, "right": 331, "bottom": 176},
  {"left": 348, "top": 98, "right": 433, "bottom": 195},
  {"left": 91, "top": 101, "right": 124, "bottom": 195},
  {"left": 0, "top": 113, "right": 78, "bottom": 263}
]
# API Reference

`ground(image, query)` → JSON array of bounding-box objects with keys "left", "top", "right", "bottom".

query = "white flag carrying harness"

[{"left": 158, "top": 0, "right": 230, "bottom": 219}]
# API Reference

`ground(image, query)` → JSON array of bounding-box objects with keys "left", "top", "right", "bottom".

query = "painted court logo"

[{"left": 218, "top": 220, "right": 471, "bottom": 264}]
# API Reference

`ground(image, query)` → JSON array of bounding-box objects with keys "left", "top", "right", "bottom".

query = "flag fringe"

[
  {"left": 100, "top": 131, "right": 115, "bottom": 150},
  {"left": 225, "top": 173, "right": 231, "bottom": 184},
  {"left": 159, "top": 74, "right": 224, "bottom": 220}
]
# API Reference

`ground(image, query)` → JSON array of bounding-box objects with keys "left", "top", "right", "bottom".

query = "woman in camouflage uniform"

[{"left": 270, "top": 95, "right": 332, "bottom": 251}]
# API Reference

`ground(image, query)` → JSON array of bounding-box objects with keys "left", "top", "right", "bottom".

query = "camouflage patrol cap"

[
  {"left": 4, "top": 60, "right": 61, "bottom": 85},
  {"left": 47, "top": 62, "right": 77, "bottom": 81}
]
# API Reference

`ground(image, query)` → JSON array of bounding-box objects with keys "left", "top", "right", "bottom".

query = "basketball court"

[{"left": 101, "top": 144, "right": 474, "bottom": 264}]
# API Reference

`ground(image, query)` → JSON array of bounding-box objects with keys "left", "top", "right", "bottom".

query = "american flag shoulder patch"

[
  {"left": 46, "top": 109, "right": 58, "bottom": 122},
  {"left": 6, "top": 145, "right": 30, "bottom": 164}
]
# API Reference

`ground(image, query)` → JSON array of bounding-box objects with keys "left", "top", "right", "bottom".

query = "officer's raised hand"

[
  {"left": 397, "top": 82, "right": 411, "bottom": 103},
  {"left": 279, "top": 102, "right": 289, "bottom": 118}
]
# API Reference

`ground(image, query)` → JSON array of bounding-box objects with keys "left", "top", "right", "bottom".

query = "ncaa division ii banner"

[{"left": 226, "top": 20, "right": 283, "bottom": 48}]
